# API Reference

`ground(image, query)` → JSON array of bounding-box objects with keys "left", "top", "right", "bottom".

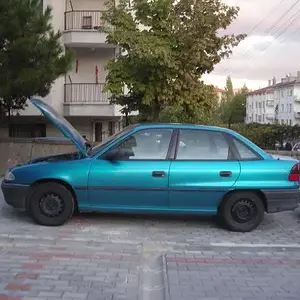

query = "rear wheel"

[
  {"left": 28, "top": 182, "right": 74, "bottom": 226},
  {"left": 219, "top": 191, "right": 265, "bottom": 232}
]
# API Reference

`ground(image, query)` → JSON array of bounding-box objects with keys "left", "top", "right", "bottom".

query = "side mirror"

[
  {"left": 103, "top": 148, "right": 134, "bottom": 161},
  {"left": 103, "top": 148, "right": 119, "bottom": 161}
]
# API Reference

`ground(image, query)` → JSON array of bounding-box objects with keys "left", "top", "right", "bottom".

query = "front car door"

[
  {"left": 88, "top": 127, "right": 175, "bottom": 210},
  {"left": 169, "top": 128, "right": 241, "bottom": 213}
]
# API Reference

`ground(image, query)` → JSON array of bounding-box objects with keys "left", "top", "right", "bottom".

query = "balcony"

[
  {"left": 63, "top": 83, "right": 121, "bottom": 117},
  {"left": 63, "top": 10, "right": 115, "bottom": 48},
  {"left": 266, "top": 114, "right": 275, "bottom": 120},
  {"left": 266, "top": 100, "right": 274, "bottom": 106}
]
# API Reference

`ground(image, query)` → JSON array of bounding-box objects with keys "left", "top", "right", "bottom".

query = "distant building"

[
  {"left": 214, "top": 87, "right": 225, "bottom": 104},
  {"left": 246, "top": 85, "right": 275, "bottom": 124},
  {"left": 246, "top": 72, "right": 300, "bottom": 125},
  {"left": 233, "top": 88, "right": 241, "bottom": 95}
]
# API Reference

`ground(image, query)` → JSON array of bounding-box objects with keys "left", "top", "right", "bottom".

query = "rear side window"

[
  {"left": 176, "top": 129, "right": 231, "bottom": 160},
  {"left": 232, "top": 138, "right": 260, "bottom": 160}
]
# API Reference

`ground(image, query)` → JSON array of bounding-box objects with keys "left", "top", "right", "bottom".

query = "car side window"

[
  {"left": 108, "top": 128, "right": 173, "bottom": 160},
  {"left": 176, "top": 129, "right": 230, "bottom": 160},
  {"left": 232, "top": 138, "right": 260, "bottom": 160}
]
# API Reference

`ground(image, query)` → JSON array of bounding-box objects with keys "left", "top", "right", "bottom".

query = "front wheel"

[
  {"left": 219, "top": 191, "right": 265, "bottom": 232},
  {"left": 28, "top": 182, "right": 75, "bottom": 226}
]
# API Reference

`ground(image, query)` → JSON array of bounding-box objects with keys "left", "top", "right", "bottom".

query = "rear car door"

[{"left": 169, "top": 128, "right": 241, "bottom": 213}]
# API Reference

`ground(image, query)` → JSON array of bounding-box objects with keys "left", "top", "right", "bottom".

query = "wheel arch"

[
  {"left": 218, "top": 189, "right": 268, "bottom": 212},
  {"left": 26, "top": 178, "right": 78, "bottom": 211}
]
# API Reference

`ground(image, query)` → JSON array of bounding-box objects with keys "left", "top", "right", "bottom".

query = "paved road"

[{"left": 0, "top": 187, "right": 300, "bottom": 300}]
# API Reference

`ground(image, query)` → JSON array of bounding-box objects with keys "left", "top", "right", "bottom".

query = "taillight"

[{"left": 288, "top": 163, "right": 300, "bottom": 181}]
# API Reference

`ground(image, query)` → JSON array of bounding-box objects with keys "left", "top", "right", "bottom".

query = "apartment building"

[
  {"left": 246, "top": 72, "right": 300, "bottom": 125},
  {"left": 1, "top": 0, "right": 125, "bottom": 142},
  {"left": 245, "top": 82, "right": 275, "bottom": 124}
]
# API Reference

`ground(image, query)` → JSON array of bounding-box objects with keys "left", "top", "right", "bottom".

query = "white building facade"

[
  {"left": 246, "top": 72, "right": 300, "bottom": 126},
  {"left": 246, "top": 85, "right": 275, "bottom": 124},
  {"left": 0, "top": 0, "right": 125, "bottom": 142}
]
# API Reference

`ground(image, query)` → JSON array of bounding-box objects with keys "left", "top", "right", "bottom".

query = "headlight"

[{"left": 4, "top": 171, "right": 15, "bottom": 181}]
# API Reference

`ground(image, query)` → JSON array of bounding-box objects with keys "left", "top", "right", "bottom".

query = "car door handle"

[
  {"left": 219, "top": 171, "right": 232, "bottom": 177},
  {"left": 152, "top": 171, "right": 165, "bottom": 178}
]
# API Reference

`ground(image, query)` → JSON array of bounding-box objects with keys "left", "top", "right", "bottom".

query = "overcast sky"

[{"left": 202, "top": 0, "right": 300, "bottom": 90}]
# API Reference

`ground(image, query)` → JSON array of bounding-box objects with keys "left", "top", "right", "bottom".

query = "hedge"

[{"left": 228, "top": 123, "right": 300, "bottom": 150}]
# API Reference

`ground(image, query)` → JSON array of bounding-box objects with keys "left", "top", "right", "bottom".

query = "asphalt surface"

[{"left": 0, "top": 183, "right": 300, "bottom": 300}]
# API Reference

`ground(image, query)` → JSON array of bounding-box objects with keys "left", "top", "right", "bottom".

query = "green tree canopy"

[
  {"left": 0, "top": 0, "right": 73, "bottom": 117},
  {"left": 224, "top": 75, "right": 234, "bottom": 102},
  {"left": 219, "top": 86, "right": 248, "bottom": 127},
  {"left": 102, "top": 0, "right": 246, "bottom": 123}
]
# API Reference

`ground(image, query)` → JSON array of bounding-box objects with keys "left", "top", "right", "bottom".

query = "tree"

[
  {"left": 0, "top": 0, "right": 73, "bottom": 118},
  {"left": 223, "top": 75, "right": 234, "bottom": 102},
  {"left": 240, "top": 83, "right": 249, "bottom": 95},
  {"left": 102, "top": 0, "right": 246, "bottom": 123},
  {"left": 220, "top": 86, "right": 248, "bottom": 127}
]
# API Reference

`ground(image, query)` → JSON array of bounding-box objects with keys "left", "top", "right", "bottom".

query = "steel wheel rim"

[
  {"left": 39, "top": 193, "right": 64, "bottom": 217},
  {"left": 231, "top": 199, "right": 257, "bottom": 223}
]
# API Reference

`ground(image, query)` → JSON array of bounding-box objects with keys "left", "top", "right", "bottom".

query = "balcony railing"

[
  {"left": 64, "top": 83, "right": 111, "bottom": 104},
  {"left": 64, "top": 10, "right": 111, "bottom": 31},
  {"left": 266, "top": 114, "right": 275, "bottom": 119}
]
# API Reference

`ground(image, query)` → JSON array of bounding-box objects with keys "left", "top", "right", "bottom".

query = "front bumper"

[
  {"left": 263, "top": 189, "right": 300, "bottom": 213},
  {"left": 1, "top": 181, "right": 30, "bottom": 210}
]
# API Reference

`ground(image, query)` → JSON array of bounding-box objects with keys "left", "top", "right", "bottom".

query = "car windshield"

[{"left": 88, "top": 125, "right": 136, "bottom": 156}]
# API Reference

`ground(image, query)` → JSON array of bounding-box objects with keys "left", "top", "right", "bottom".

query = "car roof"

[
  {"left": 133, "top": 123, "right": 235, "bottom": 134},
  {"left": 132, "top": 123, "right": 271, "bottom": 159}
]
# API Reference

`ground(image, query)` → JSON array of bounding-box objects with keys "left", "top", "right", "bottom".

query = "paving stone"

[{"left": 1, "top": 186, "right": 300, "bottom": 299}]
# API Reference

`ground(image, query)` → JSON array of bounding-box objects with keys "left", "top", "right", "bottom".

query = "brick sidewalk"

[
  {"left": 0, "top": 241, "right": 141, "bottom": 300},
  {"left": 0, "top": 186, "right": 300, "bottom": 299},
  {"left": 166, "top": 250, "right": 300, "bottom": 300}
]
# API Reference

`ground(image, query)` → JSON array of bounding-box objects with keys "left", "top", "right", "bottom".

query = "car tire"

[
  {"left": 219, "top": 191, "right": 265, "bottom": 232},
  {"left": 28, "top": 182, "right": 75, "bottom": 226}
]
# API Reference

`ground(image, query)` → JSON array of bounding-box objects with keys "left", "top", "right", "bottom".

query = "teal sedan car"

[{"left": 1, "top": 99, "right": 300, "bottom": 232}]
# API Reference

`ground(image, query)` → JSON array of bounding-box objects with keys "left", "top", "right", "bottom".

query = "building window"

[
  {"left": 281, "top": 104, "right": 284, "bottom": 112},
  {"left": 289, "top": 119, "right": 292, "bottom": 125},
  {"left": 290, "top": 103, "right": 292, "bottom": 113},
  {"left": 108, "top": 121, "right": 115, "bottom": 136},
  {"left": 94, "top": 122, "right": 103, "bottom": 142},
  {"left": 9, "top": 124, "right": 46, "bottom": 138}
]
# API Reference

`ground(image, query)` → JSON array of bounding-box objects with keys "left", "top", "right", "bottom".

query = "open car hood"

[{"left": 30, "top": 98, "right": 88, "bottom": 157}]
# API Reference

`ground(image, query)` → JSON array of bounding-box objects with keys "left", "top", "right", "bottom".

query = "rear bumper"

[
  {"left": 1, "top": 182, "right": 30, "bottom": 210},
  {"left": 262, "top": 189, "right": 300, "bottom": 213}
]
